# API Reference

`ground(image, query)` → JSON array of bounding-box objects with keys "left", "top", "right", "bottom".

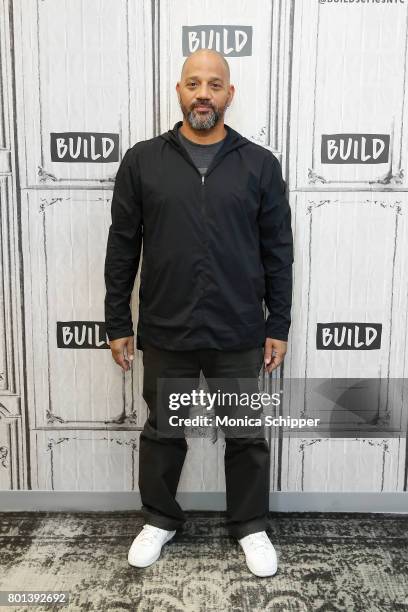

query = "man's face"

[{"left": 176, "top": 55, "right": 233, "bottom": 130}]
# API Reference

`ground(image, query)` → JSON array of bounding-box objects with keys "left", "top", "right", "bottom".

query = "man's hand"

[
  {"left": 263, "top": 337, "right": 288, "bottom": 373},
  {"left": 108, "top": 336, "right": 135, "bottom": 372}
]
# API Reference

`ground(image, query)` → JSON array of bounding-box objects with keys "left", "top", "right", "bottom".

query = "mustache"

[{"left": 192, "top": 103, "right": 214, "bottom": 109}]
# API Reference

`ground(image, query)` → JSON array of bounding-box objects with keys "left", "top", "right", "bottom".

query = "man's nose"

[{"left": 195, "top": 83, "right": 211, "bottom": 99}]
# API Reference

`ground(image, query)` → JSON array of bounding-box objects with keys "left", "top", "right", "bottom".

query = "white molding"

[{"left": 0, "top": 490, "right": 407, "bottom": 513}]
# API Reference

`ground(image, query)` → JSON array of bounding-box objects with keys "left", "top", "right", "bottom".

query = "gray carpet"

[{"left": 1, "top": 511, "right": 407, "bottom": 611}]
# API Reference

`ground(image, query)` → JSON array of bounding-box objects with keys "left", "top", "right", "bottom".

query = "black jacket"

[{"left": 104, "top": 120, "right": 293, "bottom": 350}]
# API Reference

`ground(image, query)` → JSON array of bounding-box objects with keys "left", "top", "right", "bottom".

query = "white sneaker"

[
  {"left": 128, "top": 524, "right": 176, "bottom": 567},
  {"left": 238, "top": 531, "right": 278, "bottom": 577}
]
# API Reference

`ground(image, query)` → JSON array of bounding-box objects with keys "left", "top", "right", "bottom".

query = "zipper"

[
  {"left": 200, "top": 170, "right": 207, "bottom": 326},
  {"left": 201, "top": 174, "right": 206, "bottom": 238},
  {"left": 201, "top": 172, "right": 206, "bottom": 218}
]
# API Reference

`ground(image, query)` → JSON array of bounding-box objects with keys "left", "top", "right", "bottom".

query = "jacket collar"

[{"left": 160, "top": 120, "right": 249, "bottom": 155}]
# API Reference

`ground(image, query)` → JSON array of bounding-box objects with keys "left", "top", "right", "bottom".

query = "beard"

[{"left": 178, "top": 98, "right": 228, "bottom": 130}]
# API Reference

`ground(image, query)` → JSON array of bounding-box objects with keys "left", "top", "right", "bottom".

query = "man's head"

[{"left": 176, "top": 49, "right": 235, "bottom": 131}]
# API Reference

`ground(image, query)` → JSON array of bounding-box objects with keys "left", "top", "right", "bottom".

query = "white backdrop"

[{"left": 0, "top": 0, "right": 407, "bottom": 499}]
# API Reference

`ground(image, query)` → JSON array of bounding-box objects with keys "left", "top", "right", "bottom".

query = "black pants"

[{"left": 138, "top": 343, "right": 270, "bottom": 540}]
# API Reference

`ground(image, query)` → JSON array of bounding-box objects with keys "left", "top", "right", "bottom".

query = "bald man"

[{"left": 104, "top": 49, "right": 293, "bottom": 577}]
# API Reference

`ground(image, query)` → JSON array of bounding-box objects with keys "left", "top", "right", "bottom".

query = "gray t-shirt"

[{"left": 177, "top": 126, "right": 226, "bottom": 175}]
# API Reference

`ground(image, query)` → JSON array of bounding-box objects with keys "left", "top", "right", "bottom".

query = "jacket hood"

[{"left": 160, "top": 120, "right": 250, "bottom": 155}]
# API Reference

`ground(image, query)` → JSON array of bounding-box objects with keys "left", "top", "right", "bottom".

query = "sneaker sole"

[
  {"left": 127, "top": 530, "right": 176, "bottom": 568},
  {"left": 246, "top": 558, "right": 278, "bottom": 577}
]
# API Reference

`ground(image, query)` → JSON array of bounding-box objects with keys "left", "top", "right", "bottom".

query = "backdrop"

[{"left": 1, "top": 0, "right": 407, "bottom": 499}]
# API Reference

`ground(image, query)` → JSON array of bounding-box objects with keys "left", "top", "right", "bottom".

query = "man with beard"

[{"left": 104, "top": 49, "right": 293, "bottom": 577}]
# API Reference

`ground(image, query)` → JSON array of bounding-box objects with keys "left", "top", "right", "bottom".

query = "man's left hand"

[{"left": 263, "top": 337, "right": 288, "bottom": 373}]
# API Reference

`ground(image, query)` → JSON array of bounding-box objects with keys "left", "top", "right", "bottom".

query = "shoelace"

[
  {"left": 137, "top": 525, "right": 165, "bottom": 545},
  {"left": 244, "top": 532, "right": 272, "bottom": 553}
]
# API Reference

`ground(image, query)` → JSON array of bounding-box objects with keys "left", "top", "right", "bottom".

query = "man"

[{"left": 104, "top": 48, "right": 293, "bottom": 577}]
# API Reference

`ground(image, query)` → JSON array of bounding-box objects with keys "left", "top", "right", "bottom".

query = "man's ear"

[{"left": 228, "top": 85, "right": 235, "bottom": 105}]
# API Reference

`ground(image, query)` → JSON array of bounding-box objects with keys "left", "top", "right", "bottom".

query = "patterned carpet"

[{"left": 1, "top": 511, "right": 407, "bottom": 611}]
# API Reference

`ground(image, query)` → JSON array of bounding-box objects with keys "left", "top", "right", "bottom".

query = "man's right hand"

[{"left": 108, "top": 336, "right": 135, "bottom": 372}]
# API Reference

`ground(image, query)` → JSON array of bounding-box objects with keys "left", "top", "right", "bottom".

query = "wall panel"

[{"left": 1, "top": 0, "right": 406, "bottom": 500}]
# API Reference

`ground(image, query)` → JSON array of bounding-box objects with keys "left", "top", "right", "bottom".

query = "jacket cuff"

[
  {"left": 106, "top": 329, "right": 134, "bottom": 342},
  {"left": 265, "top": 320, "right": 289, "bottom": 342}
]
